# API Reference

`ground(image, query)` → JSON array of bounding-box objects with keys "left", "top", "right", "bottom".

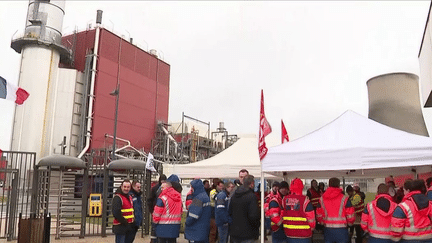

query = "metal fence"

[
  {"left": 0, "top": 151, "right": 36, "bottom": 240},
  {"left": 0, "top": 149, "right": 160, "bottom": 240}
]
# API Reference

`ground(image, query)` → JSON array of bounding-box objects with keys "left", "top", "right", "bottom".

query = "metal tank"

[
  {"left": 10, "top": 0, "right": 71, "bottom": 161},
  {"left": 367, "top": 72, "right": 429, "bottom": 136}
]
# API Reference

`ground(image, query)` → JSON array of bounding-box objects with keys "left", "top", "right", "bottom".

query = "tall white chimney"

[{"left": 10, "top": 0, "right": 71, "bottom": 161}]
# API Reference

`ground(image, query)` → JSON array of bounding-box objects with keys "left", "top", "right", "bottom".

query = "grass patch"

[{"left": 364, "top": 192, "right": 376, "bottom": 204}]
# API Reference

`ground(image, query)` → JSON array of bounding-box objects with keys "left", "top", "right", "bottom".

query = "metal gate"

[
  {"left": 82, "top": 150, "right": 160, "bottom": 238},
  {"left": 30, "top": 151, "right": 161, "bottom": 239},
  {"left": 0, "top": 151, "right": 36, "bottom": 240},
  {"left": 81, "top": 151, "right": 108, "bottom": 237},
  {"left": 31, "top": 155, "right": 87, "bottom": 239},
  {"left": 104, "top": 159, "right": 148, "bottom": 238}
]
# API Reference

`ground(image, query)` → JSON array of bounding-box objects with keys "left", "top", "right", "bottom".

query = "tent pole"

[
  {"left": 260, "top": 169, "right": 265, "bottom": 243},
  {"left": 342, "top": 177, "right": 346, "bottom": 193}
]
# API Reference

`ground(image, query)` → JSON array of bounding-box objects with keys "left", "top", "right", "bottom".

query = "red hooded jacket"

[
  {"left": 153, "top": 186, "right": 183, "bottom": 225},
  {"left": 316, "top": 187, "right": 355, "bottom": 228},
  {"left": 391, "top": 191, "right": 432, "bottom": 241},
  {"left": 361, "top": 194, "right": 397, "bottom": 240}
]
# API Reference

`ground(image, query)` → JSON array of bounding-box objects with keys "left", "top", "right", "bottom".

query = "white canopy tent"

[
  {"left": 258, "top": 110, "right": 432, "bottom": 243},
  {"left": 164, "top": 135, "right": 270, "bottom": 179},
  {"left": 262, "top": 110, "right": 432, "bottom": 179}
]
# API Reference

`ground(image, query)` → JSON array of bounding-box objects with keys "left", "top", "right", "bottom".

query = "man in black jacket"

[
  {"left": 229, "top": 175, "right": 260, "bottom": 243},
  {"left": 147, "top": 174, "right": 166, "bottom": 243},
  {"left": 112, "top": 179, "right": 135, "bottom": 243}
]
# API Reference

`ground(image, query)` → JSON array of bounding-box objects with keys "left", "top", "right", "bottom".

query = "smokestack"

[
  {"left": 96, "top": 10, "right": 103, "bottom": 25},
  {"left": 367, "top": 72, "right": 429, "bottom": 136},
  {"left": 10, "top": 0, "right": 71, "bottom": 161}
]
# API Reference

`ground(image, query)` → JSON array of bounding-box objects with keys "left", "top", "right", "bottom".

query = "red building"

[{"left": 62, "top": 28, "right": 170, "bottom": 152}]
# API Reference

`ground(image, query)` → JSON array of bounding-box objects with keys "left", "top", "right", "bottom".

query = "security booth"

[
  {"left": 31, "top": 154, "right": 88, "bottom": 240},
  {"left": 103, "top": 158, "right": 148, "bottom": 238}
]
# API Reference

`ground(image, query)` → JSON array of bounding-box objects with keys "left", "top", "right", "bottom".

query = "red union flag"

[
  {"left": 259, "top": 90, "right": 272, "bottom": 160},
  {"left": 281, "top": 119, "right": 289, "bottom": 144}
]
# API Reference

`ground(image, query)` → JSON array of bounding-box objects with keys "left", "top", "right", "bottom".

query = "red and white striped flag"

[
  {"left": 259, "top": 90, "right": 272, "bottom": 160},
  {"left": 281, "top": 119, "right": 289, "bottom": 144},
  {"left": 0, "top": 76, "right": 29, "bottom": 105}
]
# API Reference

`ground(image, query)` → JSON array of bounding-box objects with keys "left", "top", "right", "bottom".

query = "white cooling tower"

[{"left": 367, "top": 72, "right": 429, "bottom": 137}]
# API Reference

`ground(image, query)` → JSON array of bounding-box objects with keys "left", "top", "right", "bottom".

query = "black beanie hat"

[{"left": 279, "top": 181, "right": 289, "bottom": 190}]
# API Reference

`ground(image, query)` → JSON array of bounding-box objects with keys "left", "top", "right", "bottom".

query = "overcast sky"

[{"left": 0, "top": 1, "right": 431, "bottom": 150}]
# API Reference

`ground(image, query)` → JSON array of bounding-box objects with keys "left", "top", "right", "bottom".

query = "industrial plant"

[{"left": 1, "top": 0, "right": 237, "bottom": 240}]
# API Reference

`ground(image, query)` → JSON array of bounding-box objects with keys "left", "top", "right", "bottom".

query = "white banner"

[{"left": 146, "top": 152, "right": 157, "bottom": 172}]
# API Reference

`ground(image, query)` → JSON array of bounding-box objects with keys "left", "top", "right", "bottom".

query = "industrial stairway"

[{"left": 50, "top": 170, "right": 83, "bottom": 239}]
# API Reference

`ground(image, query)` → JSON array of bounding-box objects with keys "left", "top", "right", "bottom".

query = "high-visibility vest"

[
  {"left": 113, "top": 193, "right": 134, "bottom": 225},
  {"left": 210, "top": 189, "right": 218, "bottom": 207},
  {"left": 361, "top": 197, "right": 396, "bottom": 240},
  {"left": 264, "top": 191, "right": 277, "bottom": 217},
  {"left": 308, "top": 188, "right": 321, "bottom": 208},
  {"left": 282, "top": 194, "right": 312, "bottom": 238},
  {"left": 269, "top": 194, "right": 283, "bottom": 232},
  {"left": 320, "top": 195, "right": 353, "bottom": 228},
  {"left": 392, "top": 196, "right": 432, "bottom": 241},
  {"left": 352, "top": 193, "right": 365, "bottom": 218}
]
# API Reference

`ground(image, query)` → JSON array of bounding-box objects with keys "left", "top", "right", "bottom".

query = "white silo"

[{"left": 10, "top": 0, "right": 71, "bottom": 161}]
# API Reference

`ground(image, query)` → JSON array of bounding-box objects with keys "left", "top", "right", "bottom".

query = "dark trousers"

[
  {"left": 158, "top": 238, "right": 177, "bottom": 243},
  {"left": 115, "top": 233, "right": 136, "bottom": 243},
  {"left": 324, "top": 227, "right": 349, "bottom": 243},
  {"left": 230, "top": 238, "right": 258, "bottom": 243},
  {"left": 367, "top": 237, "right": 393, "bottom": 243},
  {"left": 218, "top": 224, "right": 229, "bottom": 243},
  {"left": 349, "top": 225, "right": 363, "bottom": 243},
  {"left": 130, "top": 227, "right": 138, "bottom": 243},
  {"left": 286, "top": 238, "right": 311, "bottom": 243},
  {"left": 151, "top": 222, "right": 158, "bottom": 243}
]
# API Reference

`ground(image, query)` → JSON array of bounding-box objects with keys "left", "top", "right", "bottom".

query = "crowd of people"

[{"left": 110, "top": 172, "right": 432, "bottom": 243}]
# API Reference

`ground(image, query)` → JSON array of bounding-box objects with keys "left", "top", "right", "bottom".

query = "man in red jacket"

[
  {"left": 316, "top": 177, "right": 355, "bottom": 243},
  {"left": 361, "top": 184, "right": 397, "bottom": 243},
  {"left": 264, "top": 182, "right": 279, "bottom": 237},
  {"left": 153, "top": 175, "right": 183, "bottom": 243},
  {"left": 268, "top": 181, "right": 289, "bottom": 243},
  {"left": 282, "top": 178, "right": 315, "bottom": 243},
  {"left": 391, "top": 179, "right": 432, "bottom": 242}
]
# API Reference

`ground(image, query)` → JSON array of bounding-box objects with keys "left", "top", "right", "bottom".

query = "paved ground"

[
  {"left": 0, "top": 234, "right": 188, "bottom": 243},
  {"left": 0, "top": 233, "right": 324, "bottom": 242}
]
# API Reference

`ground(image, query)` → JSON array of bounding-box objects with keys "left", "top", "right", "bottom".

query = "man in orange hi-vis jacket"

[
  {"left": 316, "top": 177, "right": 355, "bottom": 243},
  {"left": 361, "top": 184, "right": 397, "bottom": 243},
  {"left": 391, "top": 179, "right": 432, "bottom": 242}
]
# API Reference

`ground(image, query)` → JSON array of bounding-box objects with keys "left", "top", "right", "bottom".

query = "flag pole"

[
  {"left": 260, "top": 167, "right": 265, "bottom": 243},
  {"left": 259, "top": 89, "right": 271, "bottom": 243}
]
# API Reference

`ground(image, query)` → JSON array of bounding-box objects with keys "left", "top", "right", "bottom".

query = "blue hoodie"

[
  {"left": 185, "top": 179, "right": 211, "bottom": 242},
  {"left": 129, "top": 189, "right": 143, "bottom": 228},
  {"left": 215, "top": 190, "right": 232, "bottom": 227}
]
